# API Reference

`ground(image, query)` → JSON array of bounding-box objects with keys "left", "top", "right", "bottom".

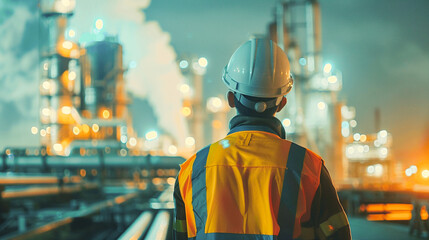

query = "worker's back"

[
  {"left": 176, "top": 126, "right": 322, "bottom": 239},
  {"left": 173, "top": 38, "right": 351, "bottom": 240}
]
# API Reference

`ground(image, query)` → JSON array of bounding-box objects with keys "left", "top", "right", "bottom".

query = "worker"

[{"left": 173, "top": 38, "right": 351, "bottom": 240}]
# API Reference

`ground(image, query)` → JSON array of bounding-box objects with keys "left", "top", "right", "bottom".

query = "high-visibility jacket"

[{"left": 173, "top": 124, "right": 350, "bottom": 240}]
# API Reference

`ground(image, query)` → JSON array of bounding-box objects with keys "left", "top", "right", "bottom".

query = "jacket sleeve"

[
  {"left": 302, "top": 164, "right": 351, "bottom": 240},
  {"left": 173, "top": 176, "right": 188, "bottom": 240}
]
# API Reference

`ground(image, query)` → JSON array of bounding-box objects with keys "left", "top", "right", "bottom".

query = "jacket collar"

[{"left": 228, "top": 115, "right": 286, "bottom": 139}]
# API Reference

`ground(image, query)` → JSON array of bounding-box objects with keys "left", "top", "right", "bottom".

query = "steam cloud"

[
  {"left": 0, "top": 0, "right": 188, "bottom": 148},
  {"left": 71, "top": 0, "right": 189, "bottom": 146},
  {"left": 0, "top": 1, "right": 39, "bottom": 148}
]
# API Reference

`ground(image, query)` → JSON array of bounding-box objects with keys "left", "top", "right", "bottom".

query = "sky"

[{"left": 0, "top": 0, "right": 428, "bottom": 164}]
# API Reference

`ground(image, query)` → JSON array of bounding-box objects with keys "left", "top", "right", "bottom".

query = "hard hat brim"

[{"left": 222, "top": 67, "right": 293, "bottom": 98}]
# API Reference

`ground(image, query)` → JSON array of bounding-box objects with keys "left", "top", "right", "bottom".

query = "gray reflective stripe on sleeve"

[
  {"left": 278, "top": 143, "right": 306, "bottom": 239},
  {"left": 174, "top": 219, "right": 187, "bottom": 233},
  {"left": 319, "top": 211, "right": 349, "bottom": 237},
  {"left": 191, "top": 145, "right": 210, "bottom": 238}
]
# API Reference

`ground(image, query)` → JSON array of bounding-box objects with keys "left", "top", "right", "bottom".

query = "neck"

[{"left": 229, "top": 114, "right": 286, "bottom": 139}]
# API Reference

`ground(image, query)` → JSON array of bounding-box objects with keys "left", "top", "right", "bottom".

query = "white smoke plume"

[
  {"left": 0, "top": 2, "right": 40, "bottom": 148},
  {"left": 71, "top": 0, "right": 188, "bottom": 146},
  {"left": 0, "top": 4, "right": 38, "bottom": 113}
]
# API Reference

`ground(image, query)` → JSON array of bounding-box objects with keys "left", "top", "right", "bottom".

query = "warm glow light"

[
  {"left": 360, "top": 134, "right": 367, "bottom": 142},
  {"left": 185, "top": 137, "right": 195, "bottom": 146},
  {"left": 168, "top": 145, "right": 178, "bottom": 155},
  {"left": 53, "top": 143, "right": 63, "bottom": 152},
  {"left": 68, "top": 71, "right": 76, "bottom": 81},
  {"left": 421, "top": 206, "right": 429, "bottom": 220},
  {"left": 379, "top": 130, "right": 388, "bottom": 138},
  {"left": 374, "top": 140, "right": 381, "bottom": 147},
  {"left": 181, "top": 107, "right": 192, "bottom": 117},
  {"left": 68, "top": 29, "right": 75, "bottom": 37},
  {"left": 212, "top": 120, "right": 222, "bottom": 129},
  {"left": 179, "top": 84, "right": 190, "bottom": 94},
  {"left": 42, "top": 108, "right": 51, "bottom": 116},
  {"left": 102, "top": 110, "right": 110, "bottom": 119},
  {"left": 367, "top": 165, "right": 375, "bottom": 175},
  {"left": 317, "top": 101, "right": 326, "bottom": 110},
  {"left": 82, "top": 124, "right": 90, "bottom": 134},
  {"left": 327, "top": 76, "right": 338, "bottom": 83},
  {"left": 92, "top": 124, "right": 99, "bottom": 132},
  {"left": 282, "top": 118, "right": 291, "bottom": 127},
  {"left": 60, "top": 0, "right": 72, "bottom": 7},
  {"left": 405, "top": 168, "right": 412, "bottom": 177},
  {"left": 120, "top": 149, "right": 127, "bottom": 156},
  {"left": 152, "top": 177, "right": 162, "bottom": 185},
  {"left": 198, "top": 57, "right": 208, "bottom": 68},
  {"left": 341, "top": 128, "right": 350, "bottom": 137},
  {"left": 31, "top": 127, "right": 38, "bottom": 135},
  {"left": 346, "top": 146, "right": 354, "bottom": 155},
  {"left": 353, "top": 133, "right": 361, "bottom": 141},
  {"left": 61, "top": 106, "right": 72, "bottom": 115},
  {"left": 145, "top": 130, "right": 158, "bottom": 141},
  {"left": 129, "top": 137, "right": 137, "bottom": 147},
  {"left": 40, "top": 129, "right": 47, "bottom": 137},
  {"left": 42, "top": 81, "right": 50, "bottom": 90},
  {"left": 422, "top": 170, "right": 429, "bottom": 178},
  {"left": 367, "top": 214, "right": 385, "bottom": 221},
  {"left": 62, "top": 41, "right": 73, "bottom": 50},
  {"left": 207, "top": 97, "right": 223, "bottom": 112},
  {"left": 211, "top": 97, "right": 222, "bottom": 108},
  {"left": 323, "top": 63, "right": 332, "bottom": 74},
  {"left": 80, "top": 169, "right": 86, "bottom": 177},
  {"left": 363, "top": 145, "right": 369, "bottom": 152},
  {"left": 374, "top": 164, "right": 383, "bottom": 177},
  {"left": 380, "top": 147, "right": 388, "bottom": 156},
  {"left": 95, "top": 19, "right": 103, "bottom": 30},
  {"left": 73, "top": 126, "right": 80, "bottom": 135},
  {"left": 167, "top": 177, "right": 175, "bottom": 185}
]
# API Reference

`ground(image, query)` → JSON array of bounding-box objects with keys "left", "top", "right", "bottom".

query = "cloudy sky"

[{"left": 1, "top": 0, "right": 428, "bottom": 163}]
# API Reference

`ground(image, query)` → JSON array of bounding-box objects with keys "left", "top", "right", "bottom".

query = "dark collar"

[{"left": 228, "top": 115, "right": 286, "bottom": 139}]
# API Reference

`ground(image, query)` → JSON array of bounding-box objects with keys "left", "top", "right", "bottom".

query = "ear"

[
  {"left": 276, "top": 97, "right": 287, "bottom": 113},
  {"left": 227, "top": 91, "right": 235, "bottom": 108}
]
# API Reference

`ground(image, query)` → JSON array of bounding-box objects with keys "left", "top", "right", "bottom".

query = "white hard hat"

[{"left": 222, "top": 38, "right": 293, "bottom": 112}]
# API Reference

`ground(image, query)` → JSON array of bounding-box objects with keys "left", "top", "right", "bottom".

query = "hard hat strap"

[{"left": 234, "top": 92, "right": 281, "bottom": 113}]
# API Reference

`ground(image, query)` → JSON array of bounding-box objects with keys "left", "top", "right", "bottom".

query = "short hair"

[{"left": 233, "top": 94, "right": 279, "bottom": 117}]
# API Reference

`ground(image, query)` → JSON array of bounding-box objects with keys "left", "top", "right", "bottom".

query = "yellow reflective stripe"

[
  {"left": 319, "top": 211, "right": 349, "bottom": 237},
  {"left": 300, "top": 227, "right": 316, "bottom": 240},
  {"left": 174, "top": 219, "right": 187, "bottom": 233}
]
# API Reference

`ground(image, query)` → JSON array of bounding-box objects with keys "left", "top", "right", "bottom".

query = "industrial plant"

[{"left": 0, "top": 0, "right": 427, "bottom": 239}]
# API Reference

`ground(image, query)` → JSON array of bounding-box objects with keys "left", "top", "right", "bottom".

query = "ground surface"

[{"left": 349, "top": 217, "right": 424, "bottom": 240}]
